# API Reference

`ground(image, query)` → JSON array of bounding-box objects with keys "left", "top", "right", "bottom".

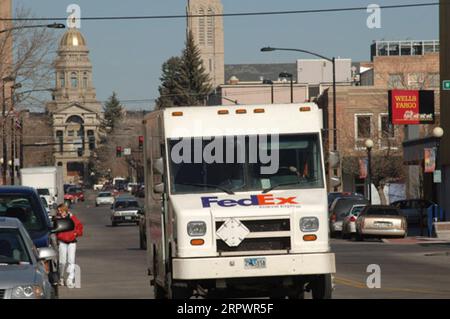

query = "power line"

[{"left": 0, "top": 2, "right": 439, "bottom": 22}]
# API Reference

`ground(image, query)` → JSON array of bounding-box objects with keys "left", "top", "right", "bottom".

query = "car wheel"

[
  {"left": 355, "top": 233, "right": 364, "bottom": 241},
  {"left": 95, "top": 203, "right": 98, "bottom": 207},
  {"left": 112, "top": 221, "right": 117, "bottom": 227},
  {"left": 311, "top": 274, "right": 332, "bottom": 299}
]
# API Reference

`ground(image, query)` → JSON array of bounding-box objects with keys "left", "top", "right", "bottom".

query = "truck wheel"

[
  {"left": 168, "top": 285, "right": 191, "bottom": 299},
  {"left": 154, "top": 284, "right": 166, "bottom": 299},
  {"left": 355, "top": 233, "right": 364, "bottom": 241},
  {"left": 311, "top": 274, "right": 332, "bottom": 299}
]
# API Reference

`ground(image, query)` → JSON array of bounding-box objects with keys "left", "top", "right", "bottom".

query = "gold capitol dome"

[{"left": 59, "top": 27, "right": 87, "bottom": 47}]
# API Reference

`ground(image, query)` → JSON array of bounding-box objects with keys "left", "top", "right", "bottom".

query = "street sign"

[
  {"left": 443, "top": 80, "right": 450, "bottom": 90},
  {"left": 124, "top": 148, "right": 131, "bottom": 156},
  {"left": 434, "top": 170, "right": 442, "bottom": 184}
]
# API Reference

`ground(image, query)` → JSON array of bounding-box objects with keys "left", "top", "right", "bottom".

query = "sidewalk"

[{"left": 382, "top": 237, "right": 450, "bottom": 245}]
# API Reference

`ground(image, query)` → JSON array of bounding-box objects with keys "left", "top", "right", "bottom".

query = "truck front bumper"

[{"left": 172, "top": 253, "right": 335, "bottom": 280}]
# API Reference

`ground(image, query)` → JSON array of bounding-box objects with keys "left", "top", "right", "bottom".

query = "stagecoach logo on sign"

[
  {"left": 388, "top": 90, "right": 435, "bottom": 125},
  {"left": 201, "top": 194, "right": 300, "bottom": 209}
]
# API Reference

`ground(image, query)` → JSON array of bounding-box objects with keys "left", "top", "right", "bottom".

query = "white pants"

[{"left": 59, "top": 242, "right": 76, "bottom": 286}]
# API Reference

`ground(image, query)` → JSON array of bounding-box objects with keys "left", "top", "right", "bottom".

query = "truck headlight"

[
  {"left": 11, "top": 285, "right": 44, "bottom": 299},
  {"left": 300, "top": 217, "right": 319, "bottom": 232},
  {"left": 187, "top": 221, "right": 207, "bottom": 237}
]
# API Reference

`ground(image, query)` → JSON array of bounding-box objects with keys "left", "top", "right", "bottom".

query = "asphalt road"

[{"left": 59, "top": 191, "right": 450, "bottom": 299}]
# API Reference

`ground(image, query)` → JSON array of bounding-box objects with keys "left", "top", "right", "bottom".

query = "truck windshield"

[
  {"left": 37, "top": 188, "right": 50, "bottom": 196},
  {"left": 168, "top": 133, "right": 323, "bottom": 194}
]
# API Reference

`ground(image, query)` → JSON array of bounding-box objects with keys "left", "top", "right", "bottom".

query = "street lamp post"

[
  {"left": 279, "top": 72, "right": 294, "bottom": 103},
  {"left": 261, "top": 47, "right": 337, "bottom": 151},
  {"left": 365, "top": 139, "right": 374, "bottom": 205},
  {"left": 433, "top": 127, "right": 444, "bottom": 215},
  {"left": 9, "top": 83, "right": 21, "bottom": 185},
  {"left": 2, "top": 76, "right": 14, "bottom": 185}
]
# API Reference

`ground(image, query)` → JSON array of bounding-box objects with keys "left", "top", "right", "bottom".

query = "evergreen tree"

[
  {"left": 102, "top": 92, "right": 124, "bottom": 131},
  {"left": 156, "top": 56, "right": 182, "bottom": 109},
  {"left": 155, "top": 31, "right": 212, "bottom": 108},
  {"left": 175, "top": 30, "right": 212, "bottom": 106}
]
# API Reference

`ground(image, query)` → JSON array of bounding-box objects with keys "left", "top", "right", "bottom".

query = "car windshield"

[
  {"left": 0, "top": 229, "right": 31, "bottom": 265},
  {"left": 99, "top": 192, "right": 112, "bottom": 197},
  {"left": 332, "top": 198, "right": 369, "bottom": 220},
  {"left": 37, "top": 189, "right": 50, "bottom": 196},
  {"left": 0, "top": 195, "right": 46, "bottom": 232},
  {"left": 365, "top": 208, "right": 400, "bottom": 216},
  {"left": 350, "top": 206, "right": 365, "bottom": 216},
  {"left": 169, "top": 133, "right": 323, "bottom": 194},
  {"left": 114, "top": 201, "right": 139, "bottom": 209},
  {"left": 67, "top": 187, "right": 81, "bottom": 194}
]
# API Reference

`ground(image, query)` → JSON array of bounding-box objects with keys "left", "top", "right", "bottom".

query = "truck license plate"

[
  {"left": 244, "top": 258, "right": 266, "bottom": 269},
  {"left": 125, "top": 216, "right": 132, "bottom": 220}
]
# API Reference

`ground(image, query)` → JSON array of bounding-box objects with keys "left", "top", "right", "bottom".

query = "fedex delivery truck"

[
  {"left": 142, "top": 103, "right": 336, "bottom": 299},
  {"left": 20, "top": 166, "right": 64, "bottom": 207}
]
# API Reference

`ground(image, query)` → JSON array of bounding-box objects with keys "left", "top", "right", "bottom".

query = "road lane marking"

[{"left": 335, "top": 276, "right": 450, "bottom": 296}]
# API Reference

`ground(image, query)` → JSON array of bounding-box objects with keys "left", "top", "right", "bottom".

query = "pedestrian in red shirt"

[{"left": 56, "top": 204, "right": 83, "bottom": 288}]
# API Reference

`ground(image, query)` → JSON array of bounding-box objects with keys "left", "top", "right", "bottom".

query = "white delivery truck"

[
  {"left": 142, "top": 103, "right": 336, "bottom": 299},
  {"left": 20, "top": 166, "right": 64, "bottom": 208}
]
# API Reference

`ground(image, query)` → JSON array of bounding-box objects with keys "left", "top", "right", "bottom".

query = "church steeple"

[{"left": 187, "top": 0, "right": 225, "bottom": 88}]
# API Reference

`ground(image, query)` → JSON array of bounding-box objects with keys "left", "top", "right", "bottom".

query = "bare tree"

[{"left": 0, "top": 7, "right": 58, "bottom": 113}]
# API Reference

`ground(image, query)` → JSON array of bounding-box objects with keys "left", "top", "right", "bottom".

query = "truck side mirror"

[
  {"left": 154, "top": 183, "right": 164, "bottom": 194},
  {"left": 330, "top": 177, "right": 341, "bottom": 188},
  {"left": 153, "top": 158, "right": 164, "bottom": 176},
  {"left": 329, "top": 151, "right": 340, "bottom": 169}
]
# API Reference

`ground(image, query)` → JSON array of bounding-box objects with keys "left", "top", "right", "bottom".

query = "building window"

[
  {"left": 209, "top": 59, "right": 213, "bottom": 72},
  {"left": 198, "top": 8, "right": 206, "bottom": 45},
  {"left": 356, "top": 115, "right": 372, "bottom": 139},
  {"left": 407, "top": 73, "right": 425, "bottom": 88},
  {"left": 379, "top": 114, "right": 395, "bottom": 139},
  {"left": 83, "top": 72, "right": 88, "bottom": 88},
  {"left": 428, "top": 73, "right": 440, "bottom": 88},
  {"left": 68, "top": 130, "right": 74, "bottom": 137},
  {"left": 207, "top": 8, "right": 214, "bottom": 46},
  {"left": 388, "top": 74, "right": 403, "bottom": 88},
  {"left": 355, "top": 114, "right": 372, "bottom": 149},
  {"left": 71, "top": 72, "right": 78, "bottom": 88},
  {"left": 59, "top": 73, "right": 65, "bottom": 88}
]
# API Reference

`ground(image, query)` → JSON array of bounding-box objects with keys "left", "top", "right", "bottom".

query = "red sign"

[{"left": 388, "top": 90, "right": 435, "bottom": 125}]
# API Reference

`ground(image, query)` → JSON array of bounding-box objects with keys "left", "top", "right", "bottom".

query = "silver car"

[
  {"left": 95, "top": 191, "right": 115, "bottom": 207},
  {"left": 0, "top": 217, "right": 56, "bottom": 299},
  {"left": 111, "top": 197, "right": 142, "bottom": 226},
  {"left": 342, "top": 204, "right": 366, "bottom": 239}
]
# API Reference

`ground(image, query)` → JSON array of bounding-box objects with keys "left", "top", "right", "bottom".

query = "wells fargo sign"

[{"left": 388, "top": 90, "right": 435, "bottom": 125}]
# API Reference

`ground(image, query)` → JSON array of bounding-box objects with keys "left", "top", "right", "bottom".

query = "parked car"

[
  {"left": 355, "top": 205, "right": 407, "bottom": 241},
  {"left": 111, "top": 197, "right": 142, "bottom": 227},
  {"left": 341, "top": 204, "right": 366, "bottom": 239},
  {"left": 0, "top": 186, "right": 74, "bottom": 294},
  {"left": 64, "top": 186, "right": 84, "bottom": 203},
  {"left": 95, "top": 192, "right": 115, "bottom": 207},
  {"left": 135, "top": 185, "right": 145, "bottom": 198},
  {"left": 328, "top": 192, "right": 364, "bottom": 209},
  {"left": 0, "top": 217, "right": 56, "bottom": 299},
  {"left": 126, "top": 183, "right": 138, "bottom": 193},
  {"left": 390, "top": 199, "right": 435, "bottom": 225},
  {"left": 329, "top": 197, "right": 370, "bottom": 237}
]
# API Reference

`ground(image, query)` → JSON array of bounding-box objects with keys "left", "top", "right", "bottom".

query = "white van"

[{"left": 142, "top": 104, "right": 336, "bottom": 299}]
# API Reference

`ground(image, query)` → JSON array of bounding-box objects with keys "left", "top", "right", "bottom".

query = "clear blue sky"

[{"left": 16, "top": 0, "right": 439, "bottom": 110}]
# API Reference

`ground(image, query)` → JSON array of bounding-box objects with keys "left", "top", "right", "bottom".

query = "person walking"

[{"left": 56, "top": 204, "right": 83, "bottom": 289}]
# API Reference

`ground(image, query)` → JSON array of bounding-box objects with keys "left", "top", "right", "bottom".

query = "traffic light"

[
  {"left": 77, "top": 147, "right": 83, "bottom": 157},
  {"left": 116, "top": 146, "right": 123, "bottom": 157},
  {"left": 138, "top": 136, "right": 144, "bottom": 151},
  {"left": 89, "top": 136, "right": 95, "bottom": 150}
]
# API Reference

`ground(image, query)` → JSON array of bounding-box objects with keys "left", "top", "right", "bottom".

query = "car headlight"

[
  {"left": 187, "top": 221, "right": 207, "bottom": 237},
  {"left": 300, "top": 217, "right": 319, "bottom": 232},
  {"left": 11, "top": 285, "right": 44, "bottom": 299}
]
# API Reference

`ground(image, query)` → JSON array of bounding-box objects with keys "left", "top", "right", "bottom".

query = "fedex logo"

[{"left": 201, "top": 194, "right": 299, "bottom": 208}]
